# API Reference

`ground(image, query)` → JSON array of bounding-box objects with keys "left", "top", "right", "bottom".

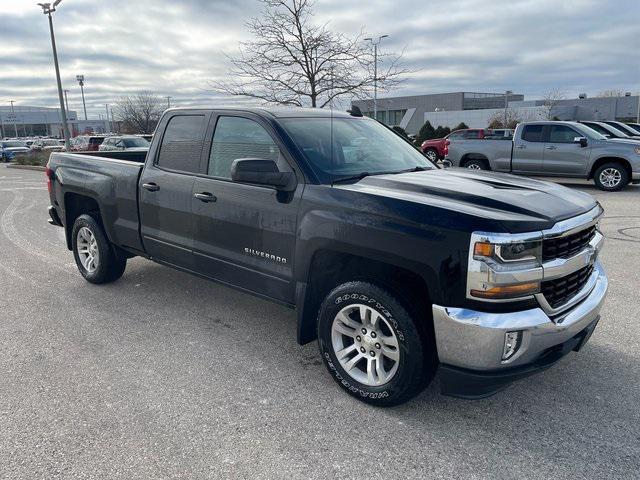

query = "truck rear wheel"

[
  {"left": 463, "top": 158, "right": 489, "bottom": 170},
  {"left": 72, "top": 214, "right": 127, "bottom": 284},
  {"left": 594, "top": 162, "right": 628, "bottom": 191},
  {"left": 317, "top": 281, "right": 437, "bottom": 406}
]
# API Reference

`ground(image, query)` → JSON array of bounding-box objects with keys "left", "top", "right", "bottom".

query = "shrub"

[
  {"left": 14, "top": 151, "right": 51, "bottom": 166},
  {"left": 415, "top": 121, "right": 436, "bottom": 145}
]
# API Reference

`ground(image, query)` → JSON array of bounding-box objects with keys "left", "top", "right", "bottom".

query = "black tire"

[
  {"left": 463, "top": 158, "right": 489, "bottom": 170},
  {"left": 424, "top": 148, "right": 438, "bottom": 162},
  {"left": 317, "top": 281, "right": 437, "bottom": 407},
  {"left": 71, "top": 214, "right": 127, "bottom": 284},
  {"left": 593, "top": 162, "right": 629, "bottom": 191}
]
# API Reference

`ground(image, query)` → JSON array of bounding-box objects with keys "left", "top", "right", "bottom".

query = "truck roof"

[{"left": 164, "top": 106, "right": 357, "bottom": 119}]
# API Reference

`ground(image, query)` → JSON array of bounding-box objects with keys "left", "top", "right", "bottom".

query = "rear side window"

[
  {"left": 156, "top": 115, "right": 205, "bottom": 173},
  {"left": 521, "top": 125, "right": 544, "bottom": 142},
  {"left": 208, "top": 116, "right": 279, "bottom": 178},
  {"left": 549, "top": 125, "right": 579, "bottom": 143}
]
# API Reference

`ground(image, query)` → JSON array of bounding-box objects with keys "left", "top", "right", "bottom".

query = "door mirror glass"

[
  {"left": 231, "top": 158, "right": 296, "bottom": 191},
  {"left": 573, "top": 136, "right": 588, "bottom": 147}
]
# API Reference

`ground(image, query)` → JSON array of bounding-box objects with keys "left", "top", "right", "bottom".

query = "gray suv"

[{"left": 446, "top": 121, "right": 640, "bottom": 191}]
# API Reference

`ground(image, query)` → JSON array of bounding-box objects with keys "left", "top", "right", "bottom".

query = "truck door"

[
  {"left": 542, "top": 124, "right": 590, "bottom": 176},
  {"left": 138, "top": 112, "right": 209, "bottom": 269},
  {"left": 190, "top": 113, "right": 301, "bottom": 303},
  {"left": 511, "top": 124, "right": 545, "bottom": 174}
]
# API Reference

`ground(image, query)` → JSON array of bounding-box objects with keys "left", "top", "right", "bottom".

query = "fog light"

[{"left": 502, "top": 331, "right": 522, "bottom": 361}]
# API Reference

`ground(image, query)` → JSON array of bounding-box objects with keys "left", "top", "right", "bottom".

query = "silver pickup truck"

[{"left": 446, "top": 121, "right": 640, "bottom": 191}]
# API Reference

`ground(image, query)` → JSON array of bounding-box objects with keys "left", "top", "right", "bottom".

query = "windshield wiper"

[{"left": 331, "top": 166, "right": 431, "bottom": 185}]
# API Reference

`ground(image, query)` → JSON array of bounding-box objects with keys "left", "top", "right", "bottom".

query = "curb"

[{"left": 5, "top": 164, "right": 46, "bottom": 172}]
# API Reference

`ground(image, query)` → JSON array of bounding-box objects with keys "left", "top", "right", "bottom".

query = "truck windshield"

[{"left": 280, "top": 117, "right": 433, "bottom": 184}]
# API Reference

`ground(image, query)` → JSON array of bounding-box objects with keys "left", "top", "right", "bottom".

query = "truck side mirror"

[
  {"left": 574, "top": 136, "right": 588, "bottom": 147},
  {"left": 231, "top": 158, "right": 296, "bottom": 191}
]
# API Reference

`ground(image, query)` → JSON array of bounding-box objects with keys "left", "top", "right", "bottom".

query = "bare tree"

[
  {"left": 210, "top": 0, "right": 407, "bottom": 108},
  {"left": 540, "top": 88, "right": 566, "bottom": 120},
  {"left": 113, "top": 92, "right": 164, "bottom": 134},
  {"left": 596, "top": 89, "right": 625, "bottom": 98}
]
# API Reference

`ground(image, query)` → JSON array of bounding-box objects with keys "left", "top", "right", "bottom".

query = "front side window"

[
  {"left": 521, "top": 125, "right": 544, "bottom": 142},
  {"left": 549, "top": 125, "right": 579, "bottom": 143},
  {"left": 208, "top": 116, "right": 279, "bottom": 179},
  {"left": 280, "top": 116, "right": 433, "bottom": 184},
  {"left": 157, "top": 115, "right": 205, "bottom": 173}
]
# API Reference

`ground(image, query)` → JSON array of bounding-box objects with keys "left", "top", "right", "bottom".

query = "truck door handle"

[
  {"left": 142, "top": 182, "right": 160, "bottom": 192},
  {"left": 194, "top": 192, "right": 217, "bottom": 203},
  {"left": 545, "top": 146, "right": 558, "bottom": 150},
  {"left": 515, "top": 145, "right": 526, "bottom": 149}
]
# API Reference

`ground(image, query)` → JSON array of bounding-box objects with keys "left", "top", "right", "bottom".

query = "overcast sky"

[{"left": 0, "top": 0, "right": 638, "bottom": 119}]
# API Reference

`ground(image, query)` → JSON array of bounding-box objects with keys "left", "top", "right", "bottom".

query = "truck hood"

[{"left": 336, "top": 168, "right": 598, "bottom": 232}]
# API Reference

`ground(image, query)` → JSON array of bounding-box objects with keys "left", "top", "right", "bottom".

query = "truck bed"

[{"left": 48, "top": 152, "right": 145, "bottom": 253}]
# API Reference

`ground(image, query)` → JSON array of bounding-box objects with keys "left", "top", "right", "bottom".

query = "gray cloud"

[{"left": 0, "top": 0, "right": 637, "bottom": 119}]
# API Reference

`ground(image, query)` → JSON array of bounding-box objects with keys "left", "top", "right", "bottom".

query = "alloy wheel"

[
  {"left": 331, "top": 303, "right": 400, "bottom": 386},
  {"left": 599, "top": 168, "right": 622, "bottom": 188},
  {"left": 77, "top": 226, "right": 99, "bottom": 273}
]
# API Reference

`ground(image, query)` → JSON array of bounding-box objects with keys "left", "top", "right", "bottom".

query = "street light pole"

[
  {"left": 39, "top": 1, "right": 71, "bottom": 149},
  {"left": 504, "top": 90, "right": 513, "bottom": 128},
  {"left": 9, "top": 100, "right": 18, "bottom": 137},
  {"left": 105, "top": 103, "right": 110, "bottom": 132},
  {"left": 637, "top": 93, "right": 639, "bottom": 123},
  {"left": 76, "top": 74, "right": 87, "bottom": 120},
  {"left": 364, "top": 35, "right": 389, "bottom": 120},
  {"left": 165, "top": 96, "right": 172, "bottom": 109}
]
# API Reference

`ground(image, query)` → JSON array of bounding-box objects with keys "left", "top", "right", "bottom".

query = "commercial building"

[
  {"left": 351, "top": 92, "right": 640, "bottom": 133},
  {"left": 0, "top": 105, "right": 112, "bottom": 139},
  {"left": 351, "top": 92, "right": 524, "bottom": 134}
]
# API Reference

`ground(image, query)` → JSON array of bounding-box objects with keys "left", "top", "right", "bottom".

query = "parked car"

[
  {"left": 0, "top": 146, "right": 15, "bottom": 162},
  {"left": 446, "top": 121, "right": 640, "bottom": 191},
  {"left": 578, "top": 121, "right": 639, "bottom": 140},
  {"left": 98, "top": 135, "right": 150, "bottom": 152},
  {"left": 47, "top": 107, "right": 607, "bottom": 405},
  {"left": 602, "top": 121, "right": 640, "bottom": 138},
  {"left": 71, "top": 135, "right": 106, "bottom": 152},
  {"left": 421, "top": 129, "right": 488, "bottom": 162},
  {"left": 30, "top": 138, "right": 65, "bottom": 152},
  {"left": 0, "top": 140, "right": 30, "bottom": 158},
  {"left": 624, "top": 122, "right": 640, "bottom": 135}
]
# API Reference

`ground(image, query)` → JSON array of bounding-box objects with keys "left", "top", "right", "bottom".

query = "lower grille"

[{"left": 541, "top": 264, "right": 594, "bottom": 309}]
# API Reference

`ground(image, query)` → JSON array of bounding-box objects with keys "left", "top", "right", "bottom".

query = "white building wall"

[{"left": 423, "top": 106, "right": 546, "bottom": 128}]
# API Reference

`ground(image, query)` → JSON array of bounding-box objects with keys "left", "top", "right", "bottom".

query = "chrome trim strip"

[{"left": 541, "top": 231, "right": 603, "bottom": 281}]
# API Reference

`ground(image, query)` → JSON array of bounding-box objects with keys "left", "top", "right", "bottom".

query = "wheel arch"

[
  {"left": 588, "top": 156, "right": 631, "bottom": 180},
  {"left": 295, "top": 248, "right": 434, "bottom": 345},
  {"left": 62, "top": 192, "right": 105, "bottom": 250},
  {"left": 460, "top": 153, "right": 490, "bottom": 169}
]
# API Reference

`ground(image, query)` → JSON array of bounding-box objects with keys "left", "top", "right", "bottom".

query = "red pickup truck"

[{"left": 421, "top": 129, "right": 487, "bottom": 162}]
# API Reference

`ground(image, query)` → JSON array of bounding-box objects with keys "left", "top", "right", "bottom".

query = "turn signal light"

[
  {"left": 470, "top": 282, "right": 540, "bottom": 299},
  {"left": 474, "top": 242, "right": 494, "bottom": 257}
]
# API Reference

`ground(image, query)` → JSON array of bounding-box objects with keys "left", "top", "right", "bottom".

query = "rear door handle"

[
  {"left": 545, "top": 145, "right": 558, "bottom": 150},
  {"left": 142, "top": 182, "right": 160, "bottom": 192},
  {"left": 194, "top": 192, "right": 217, "bottom": 203},
  {"left": 515, "top": 145, "right": 526, "bottom": 149}
]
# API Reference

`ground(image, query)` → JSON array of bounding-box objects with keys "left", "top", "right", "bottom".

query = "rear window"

[
  {"left": 156, "top": 115, "right": 205, "bottom": 173},
  {"left": 521, "top": 125, "right": 544, "bottom": 142},
  {"left": 89, "top": 137, "right": 105, "bottom": 145}
]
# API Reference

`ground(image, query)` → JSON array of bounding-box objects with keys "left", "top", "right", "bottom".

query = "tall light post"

[
  {"left": 637, "top": 93, "right": 640, "bottom": 123},
  {"left": 364, "top": 34, "right": 389, "bottom": 120},
  {"left": 164, "top": 96, "right": 172, "bottom": 109},
  {"left": 9, "top": 100, "right": 18, "bottom": 137},
  {"left": 76, "top": 74, "right": 87, "bottom": 120},
  {"left": 38, "top": 1, "right": 71, "bottom": 150},
  {"left": 105, "top": 103, "right": 111, "bottom": 132},
  {"left": 504, "top": 90, "right": 513, "bottom": 127},
  {"left": 63, "top": 89, "right": 72, "bottom": 135}
]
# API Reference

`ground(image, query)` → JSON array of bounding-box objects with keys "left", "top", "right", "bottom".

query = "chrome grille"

[{"left": 542, "top": 225, "right": 596, "bottom": 261}]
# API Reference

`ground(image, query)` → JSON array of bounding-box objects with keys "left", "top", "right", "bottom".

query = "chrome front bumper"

[{"left": 433, "top": 260, "right": 608, "bottom": 371}]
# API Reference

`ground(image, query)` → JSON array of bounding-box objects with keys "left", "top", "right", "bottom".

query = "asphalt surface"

[{"left": 0, "top": 166, "right": 639, "bottom": 479}]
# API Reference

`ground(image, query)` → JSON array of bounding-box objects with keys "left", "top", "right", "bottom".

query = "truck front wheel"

[
  {"left": 594, "top": 162, "right": 628, "bottom": 191},
  {"left": 317, "top": 281, "right": 437, "bottom": 406},
  {"left": 72, "top": 214, "right": 127, "bottom": 284},
  {"left": 463, "top": 158, "right": 489, "bottom": 170}
]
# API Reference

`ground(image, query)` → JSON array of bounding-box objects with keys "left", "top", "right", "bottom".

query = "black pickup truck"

[{"left": 47, "top": 107, "right": 608, "bottom": 405}]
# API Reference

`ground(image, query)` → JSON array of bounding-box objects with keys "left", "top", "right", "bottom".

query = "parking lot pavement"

[{"left": 0, "top": 166, "right": 638, "bottom": 479}]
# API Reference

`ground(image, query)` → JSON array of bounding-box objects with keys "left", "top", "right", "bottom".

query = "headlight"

[{"left": 467, "top": 234, "right": 543, "bottom": 301}]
